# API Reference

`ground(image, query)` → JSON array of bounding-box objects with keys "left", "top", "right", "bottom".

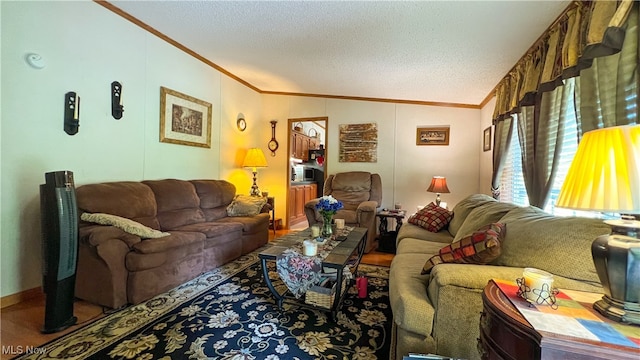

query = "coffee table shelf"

[{"left": 259, "top": 227, "right": 367, "bottom": 319}]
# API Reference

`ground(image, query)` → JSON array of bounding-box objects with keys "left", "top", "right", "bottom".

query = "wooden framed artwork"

[
  {"left": 483, "top": 126, "right": 492, "bottom": 152},
  {"left": 416, "top": 126, "right": 450, "bottom": 146},
  {"left": 339, "top": 123, "right": 377, "bottom": 162},
  {"left": 159, "top": 86, "right": 212, "bottom": 148}
]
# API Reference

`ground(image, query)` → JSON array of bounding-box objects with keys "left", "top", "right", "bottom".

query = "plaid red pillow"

[
  {"left": 421, "top": 222, "right": 506, "bottom": 275},
  {"left": 408, "top": 202, "right": 453, "bottom": 232}
]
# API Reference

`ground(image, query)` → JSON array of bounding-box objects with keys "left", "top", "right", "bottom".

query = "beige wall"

[
  {"left": 261, "top": 95, "right": 485, "bottom": 218},
  {"left": 479, "top": 97, "right": 497, "bottom": 196},
  {"left": 0, "top": 1, "right": 262, "bottom": 298},
  {"left": 1, "top": 1, "right": 492, "bottom": 298}
]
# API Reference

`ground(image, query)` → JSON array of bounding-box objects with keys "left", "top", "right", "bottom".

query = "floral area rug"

[{"left": 15, "top": 249, "right": 391, "bottom": 360}]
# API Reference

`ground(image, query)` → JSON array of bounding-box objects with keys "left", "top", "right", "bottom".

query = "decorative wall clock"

[
  {"left": 268, "top": 120, "right": 279, "bottom": 156},
  {"left": 237, "top": 116, "right": 246, "bottom": 131}
]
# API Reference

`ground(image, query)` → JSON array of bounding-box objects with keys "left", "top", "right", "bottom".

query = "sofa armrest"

[
  {"left": 304, "top": 198, "right": 322, "bottom": 225},
  {"left": 356, "top": 200, "right": 377, "bottom": 223},
  {"left": 80, "top": 225, "right": 142, "bottom": 248}
]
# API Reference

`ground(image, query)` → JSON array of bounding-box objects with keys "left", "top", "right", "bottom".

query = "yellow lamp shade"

[
  {"left": 242, "top": 148, "right": 268, "bottom": 170},
  {"left": 556, "top": 125, "right": 640, "bottom": 213}
]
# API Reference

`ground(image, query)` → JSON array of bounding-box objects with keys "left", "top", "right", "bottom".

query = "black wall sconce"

[
  {"left": 111, "top": 81, "right": 124, "bottom": 119},
  {"left": 64, "top": 92, "right": 80, "bottom": 135}
]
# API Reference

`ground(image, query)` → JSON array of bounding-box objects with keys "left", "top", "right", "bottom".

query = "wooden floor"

[{"left": 0, "top": 229, "right": 393, "bottom": 358}]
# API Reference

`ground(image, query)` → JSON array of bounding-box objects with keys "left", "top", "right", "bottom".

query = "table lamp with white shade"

[{"left": 555, "top": 124, "right": 640, "bottom": 324}]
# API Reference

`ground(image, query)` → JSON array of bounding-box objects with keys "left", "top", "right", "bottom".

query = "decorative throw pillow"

[
  {"left": 408, "top": 202, "right": 453, "bottom": 232},
  {"left": 226, "top": 195, "right": 267, "bottom": 217},
  {"left": 81, "top": 213, "right": 170, "bottom": 239},
  {"left": 421, "top": 222, "right": 506, "bottom": 275}
]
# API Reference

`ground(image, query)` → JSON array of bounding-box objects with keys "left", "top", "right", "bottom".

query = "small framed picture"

[
  {"left": 483, "top": 126, "right": 492, "bottom": 152},
  {"left": 416, "top": 127, "right": 450, "bottom": 146},
  {"left": 159, "top": 86, "right": 212, "bottom": 148}
]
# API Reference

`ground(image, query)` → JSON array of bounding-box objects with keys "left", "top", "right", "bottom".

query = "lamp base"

[
  {"left": 249, "top": 171, "right": 261, "bottom": 197},
  {"left": 591, "top": 222, "right": 640, "bottom": 326},
  {"left": 593, "top": 295, "right": 640, "bottom": 325}
]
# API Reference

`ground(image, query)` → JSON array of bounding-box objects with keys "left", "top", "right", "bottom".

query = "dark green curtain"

[
  {"left": 576, "top": 3, "right": 639, "bottom": 134},
  {"left": 491, "top": 116, "right": 514, "bottom": 199},
  {"left": 491, "top": 1, "right": 638, "bottom": 207},
  {"left": 517, "top": 81, "right": 576, "bottom": 208}
]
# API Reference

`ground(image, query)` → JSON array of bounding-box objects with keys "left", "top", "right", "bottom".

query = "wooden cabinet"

[
  {"left": 290, "top": 131, "right": 319, "bottom": 161},
  {"left": 289, "top": 183, "right": 318, "bottom": 226}
]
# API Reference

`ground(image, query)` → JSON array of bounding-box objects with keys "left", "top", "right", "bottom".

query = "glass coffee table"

[{"left": 258, "top": 227, "right": 367, "bottom": 319}]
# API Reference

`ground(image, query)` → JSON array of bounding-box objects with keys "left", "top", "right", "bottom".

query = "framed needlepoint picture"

[
  {"left": 416, "top": 126, "right": 450, "bottom": 146},
  {"left": 160, "top": 86, "right": 212, "bottom": 148}
]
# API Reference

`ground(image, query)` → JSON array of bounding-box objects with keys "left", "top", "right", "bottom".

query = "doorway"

[{"left": 287, "top": 117, "right": 328, "bottom": 229}]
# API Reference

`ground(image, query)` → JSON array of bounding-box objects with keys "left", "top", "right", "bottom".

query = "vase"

[{"left": 321, "top": 214, "right": 333, "bottom": 238}]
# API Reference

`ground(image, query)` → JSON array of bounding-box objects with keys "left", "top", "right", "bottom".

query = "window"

[
  {"left": 499, "top": 115, "right": 528, "bottom": 207},
  {"left": 500, "top": 82, "right": 637, "bottom": 218}
]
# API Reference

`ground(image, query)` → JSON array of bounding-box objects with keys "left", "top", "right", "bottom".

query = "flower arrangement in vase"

[{"left": 315, "top": 195, "right": 344, "bottom": 237}]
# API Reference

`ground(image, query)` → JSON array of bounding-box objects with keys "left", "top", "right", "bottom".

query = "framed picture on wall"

[
  {"left": 159, "top": 86, "right": 212, "bottom": 148},
  {"left": 483, "top": 126, "right": 492, "bottom": 152},
  {"left": 416, "top": 126, "right": 450, "bottom": 146}
]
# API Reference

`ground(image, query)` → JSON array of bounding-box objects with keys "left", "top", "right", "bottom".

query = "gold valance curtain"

[{"left": 492, "top": 0, "right": 635, "bottom": 123}]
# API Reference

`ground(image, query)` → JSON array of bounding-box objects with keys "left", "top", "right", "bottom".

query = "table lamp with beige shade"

[
  {"left": 243, "top": 148, "right": 268, "bottom": 197},
  {"left": 555, "top": 124, "right": 640, "bottom": 325}
]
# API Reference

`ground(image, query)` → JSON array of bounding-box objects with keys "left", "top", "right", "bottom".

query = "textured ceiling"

[{"left": 110, "top": 0, "right": 570, "bottom": 106}]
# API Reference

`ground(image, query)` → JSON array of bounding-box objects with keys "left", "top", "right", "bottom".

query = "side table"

[
  {"left": 376, "top": 209, "right": 406, "bottom": 253},
  {"left": 479, "top": 280, "right": 640, "bottom": 360},
  {"left": 266, "top": 196, "right": 276, "bottom": 235}
]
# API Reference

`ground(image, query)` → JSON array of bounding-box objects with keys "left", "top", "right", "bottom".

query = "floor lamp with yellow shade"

[
  {"left": 556, "top": 124, "right": 640, "bottom": 325},
  {"left": 243, "top": 148, "right": 268, "bottom": 197}
]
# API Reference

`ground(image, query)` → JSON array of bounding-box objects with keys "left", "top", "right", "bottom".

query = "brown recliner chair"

[{"left": 304, "top": 171, "right": 382, "bottom": 253}]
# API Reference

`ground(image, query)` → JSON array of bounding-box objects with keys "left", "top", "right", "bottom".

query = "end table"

[{"left": 376, "top": 209, "right": 406, "bottom": 253}]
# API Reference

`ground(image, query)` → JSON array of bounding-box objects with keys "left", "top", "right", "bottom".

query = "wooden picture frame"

[
  {"left": 416, "top": 126, "right": 450, "bottom": 146},
  {"left": 159, "top": 86, "right": 212, "bottom": 148},
  {"left": 483, "top": 126, "right": 492, "bottom": 152}
]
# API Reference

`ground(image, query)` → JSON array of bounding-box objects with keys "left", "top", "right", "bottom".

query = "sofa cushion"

[
  {"left": 76, "top": 181, "right": 160, "bottom": 229},
  {"left": 81, "top": 213, "right": 170, "bottom": 239},
  {"left": 328, "top": 172, "right": 372, "bottom": 210},
  {"left": 397, "top": 237, "right": 450, "bottom": 256},
  {"left": 173, "top": 221, "right": 243, "bottom": 239},
  {"left": 494, "top": 206, "right": 611, "bottom": 285},
  {"left": 396, "top": 223, "right": 454, "bottom": 249},
  {"left": 131, "top": 231, "right": 205, "bottom": 254},
  {"left": 226, "top": 195, "right": 267, "bottom": 217},
  {"left": 447, "top": 194, "right": 497, "bottom": 237},
  {"left": 408, "top": 203, "right": 453, "bottom": 232},
  {"left": 452, "top": 201, "right": 517, "bottom": 242},
  {"left": 421, "top": 223, "right": 505, "bottom": 274},
  {"left": 214, "top": 213, "right": 270, "bottom": 234},
  {"left": 143, "top": 179, "right": 206, "bottom": 229},
  {"left": 191, "top": 180, "right": 236, "bottom": 221}
]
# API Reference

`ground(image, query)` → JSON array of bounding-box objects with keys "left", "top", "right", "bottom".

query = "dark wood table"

[
  {"left": 479, "top": 280, "right": 640, "bottom": 360},
  {"left": 376, "top": 210, "right": 405, "bottom": 253},
  {"left": 258, "top": 227, "right": 367, "bottom": 319}
]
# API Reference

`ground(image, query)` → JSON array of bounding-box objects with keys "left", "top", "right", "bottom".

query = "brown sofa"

[{"left": 74, "top": 179, "right": 270, "bottom": 309}]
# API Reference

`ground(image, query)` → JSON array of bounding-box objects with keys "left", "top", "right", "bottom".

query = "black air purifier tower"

[{"left": 40, "top": 170, "right": 78, "bottom": 333}]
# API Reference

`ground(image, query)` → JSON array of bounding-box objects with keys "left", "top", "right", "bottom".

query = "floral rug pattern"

[{"left": 15, "top": 248, "right": 391, "bottom": 360}]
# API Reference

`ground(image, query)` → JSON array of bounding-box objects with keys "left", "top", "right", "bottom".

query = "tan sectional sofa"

[
  {"left": 389, "top": 194, "right": 611, "bottom": 360},
  {"left": 75, "top": 179, "right": 269, "bottom": 309}
]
